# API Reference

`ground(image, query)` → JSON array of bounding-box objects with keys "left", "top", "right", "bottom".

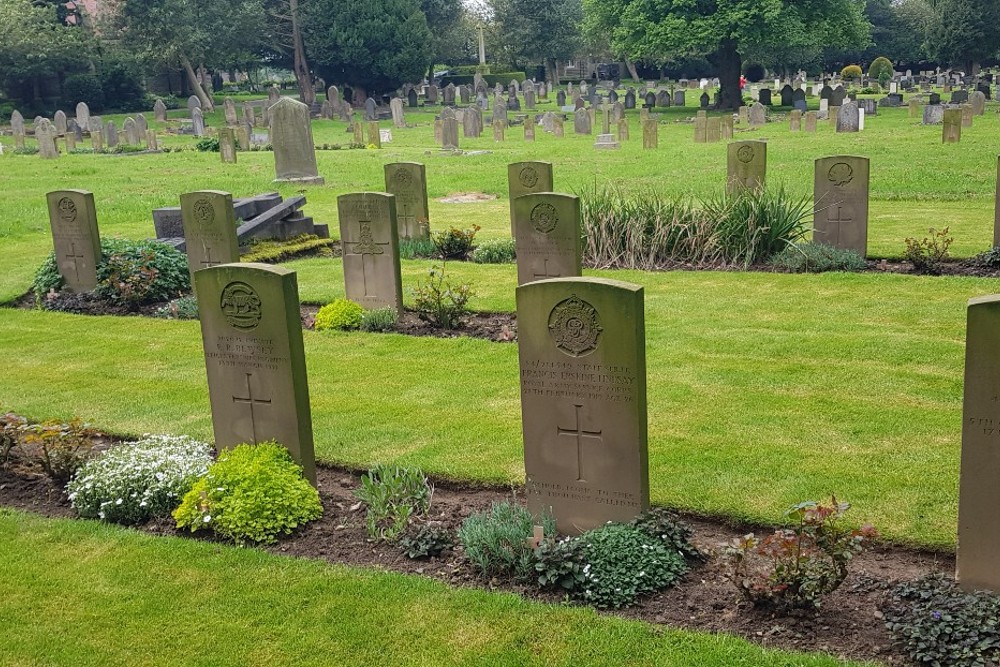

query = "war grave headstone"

[
  {"left": 513, "top": 193, "right": 582, "bottom": 285},
  {"left": 384, "top": 162, "right": 430, "bottom": 241},
  {"left": 180, "top": 190, "right": 241, "bottom": 287},
  {"left": 36, "top": 119, "right": 59, "bottom": 158},
  {"left": 642, "top": 119, "right": 658, "bottom": 149},
  {"left": 943, "top": 108, "right": 962, "bottom": 143},
  {"left": 270, "top": 98, "right": 324, "bottom": 185},
  {"left": 836, "top": 102, "right": 860, "bottom": 133},
  {"left": 517, "top": 277, "right": 650, "bottom": 534},
  {"left": 46, "top": 189, "right": 101, "bottom": 291},
  {"left": 493, "top": 119, "right": 506, "bottom": 141},
  {"left": 706, "top": 117, "right": 721, "bottom": 143},
  {"left": 509, "top": 161, "right": 554, "bottom": 237},
  {"left": 813, "top": 156, "right": 870, "bottom": 257},
  {"left": 618, "top": 118, "right": 629, "bottom": 142},
  {"left": 694, "top": 111, "right": 707, "bottom": 143},
  {"left": 804, "top": 111, "right": 818, "bottom": 132},
  {"left": 727, "top": 141, "right": 766, "bottom": 194},
  {"left": 75, "top": 102, "right": 90, "bottom": 133},
  {"left": 790, "top": 110, "right": 802, "bottom": 131},
  {"left": 195, "top": 263, "right": 316, "bottom": 485},
  {"left": 957, "top": 294, "right": 1000, "bottom": 593},
  {"left": 219, "top": 127, "right": 237, "bottom": 163},
  {"left": 524, "top": 116, "right": 536, "bottom": 141},
  {"left": 337, "top": 192, "right": 403, "bottom": 312}
]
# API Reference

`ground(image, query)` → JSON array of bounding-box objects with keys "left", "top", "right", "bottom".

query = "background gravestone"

[
  {"left": 508, "top": 161, "right": 554, "bottom": 237},
  {"left": 517, "top": 277, "right": 650, "bottom": 534},
  {"left": 195, "top": 263, "right": 316, "bottom": 485},
  {"left": 180, "top": 190, "right": 240, "bottom": 288},
  {"left": 694, "top": 111, "right": 707, "bottom": 143},
  {"left": 191, "top": 107, "right": 205, "bottom": 136},
  {"left": 836, "top": 102, "right": 860, "bottom": 133},
  {"left": 943, "top": 108, "right": 962, "bottom": 143},
  {"left": 46, "top": 189, "right": 101, "bottom": 292},
  {"left": 36, "top": 119, "right": 58, "bottom": 158},
  {"left": 75, "top": 102, "right": 90, "bottom": 133},
  {"left": 270, "top": 98, "right": 324, "bottom": 185},
  {"left": 813, "top": 156, "right": 870, "bottom": 257},
  {"left": 749, "top": 102, "right": 766, "bottom": 127},
  {"left": 958, "top": 295, "right": 1000, "bottom": 593},
  {"left": 512, "top": 193, "right": 582, "bottom": 286},
  {"left": 337, "top": 193, "right": 403, "bottom": 311},
  {"left": 384, "top": 162, "right": 430, "bottom": 241},
  {"left": 218, "top": 127, "right": 237, "bottom": 163},
  {"left": 726, "top": 141, "right": 767, "bottom": 194}
]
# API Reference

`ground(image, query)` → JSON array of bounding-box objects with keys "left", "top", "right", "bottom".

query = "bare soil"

[
  {"left": 436, "top": 192, "right": 499, "bottom": 203},
  {"left": 300, "top": 304, "right": 517, "bottom": 342},
  {"left": 0, "top": 461, "right": 949, "bottom": 666}
]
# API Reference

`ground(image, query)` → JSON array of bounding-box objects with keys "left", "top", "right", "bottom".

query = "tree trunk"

[
  {"left": 711, "top": 38, "right": 743, "bottom": 111},
  {"left": 624, "top": 58, "right": 640, "bottom": 82},
  {"left": 289, "top": 0, "right": 315, "bottom": 106},
  {"left": 545, "top": 58, "right": 558, "bottom": 85},
  {"left": 180, "top": 56, "right": 214, "bottom": 111}
]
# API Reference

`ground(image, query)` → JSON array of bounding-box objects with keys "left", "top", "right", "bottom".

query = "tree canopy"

[
  {"left": 929, "top": 0, "right": 1000, "bottom": 72},
  {"left": 486, "top": 0, "right": 583, "bottom": 80}
]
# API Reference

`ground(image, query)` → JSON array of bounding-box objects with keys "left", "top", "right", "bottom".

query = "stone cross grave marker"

[
  {"left": 513, "top": 193, "right": 582, "bottom": 286},
  {"left": 384, "top": 162, "right": 430, "bottom": 241},
  {"left": 270, "top": 98, "right": 324, "bottom": 185},
  {"left": 957, "top": 294, "right": 1000, "bottom": 593},
  {"left": 46, "top": 189, "right": 101, "bottom": 292},
  {"left": 517, "top": 277, "right": 650, "bottom": 534},
  {"left": 195, "top": 263, "right": 316, "bottom": 485},
  {"left": 813, "top": 156, "right": 870, "bottom": 257},
  {"left": 508, "top": 161, "right": 554, "bottom": 237},
  {"left": 727, "top": 141, "right": 767, "bottom": 194},
  {"left": 180, "top": 190, "right": 241, "bottom": 288},
  {"left": 337, "top": 193, "right": 403, "bottom": 312}
]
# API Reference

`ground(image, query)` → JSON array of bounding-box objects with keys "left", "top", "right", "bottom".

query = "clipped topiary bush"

[
  {"left": 173, "top": 441, "right": 322, "bottom": 545},
  {"left": 471, "top": 238, "right": 516, "bottom": 264},
  {"left": 67, "top": 434, "right": 213, "bottom": 525},
  {"left": 868, "top": 56, "right": 893, "bottom": 81},
  {"left": 314, "top": 298, "right": 364, "bottom": 331},
  {"left": 841, "top": 65, "right": 863, "bottom": 81}
]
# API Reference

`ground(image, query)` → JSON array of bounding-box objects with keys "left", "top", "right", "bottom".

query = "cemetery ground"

[{"left": 1, "top": 94, "right": 999, "bottom": 665}]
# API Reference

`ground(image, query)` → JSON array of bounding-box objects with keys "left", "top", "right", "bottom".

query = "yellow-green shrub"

[
  {"left": 841, "top": 65, "right": 863, "bottom": 81},
  {"left": 868, "top": 56, "right": 893, "bottom": 81},
  {"left": 315, "top": 298, "right": 363, "bottom": 331}
]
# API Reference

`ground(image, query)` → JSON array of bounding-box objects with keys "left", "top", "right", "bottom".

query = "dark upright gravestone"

[
  {"left": 408, "top": 88, "right": 419, "bottom": 108},
  {"left": 512, "top": 193, "right": 582, "bottom": 285},
  {"left": 624, "top": 89, "right": 636, "bottom": 109},
  {"left": 758, "top": 88, "right": 772, "bottom": 106},
  {"left": 780, "top": 85, "right": 794, "bottom": 106},
  {"left": 508, "top": 161, "right": 554, "bottom": 237},
  {"left": 517, "top": 277, "right": 650, "bottom": 535},
  {"left": 813, "top": 156, "right": 870, "bottom": 257},
  {"left": 337, "top": 192, "right": 403, "bottom": 312},
  {"left": 180, "top": 190, "right": 241, "bottom": 287},
  {"left": 46, "top": 189, "right": 101, "bottom": 292},
  {"left": 195, "top": 263, "right": 316, "bottom": 485},
  {"left": 384, "top": 162, "right": 430, "bottom": 241}
]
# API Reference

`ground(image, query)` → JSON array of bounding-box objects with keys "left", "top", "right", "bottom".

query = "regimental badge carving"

[
  {"left": 518, "top": 166, "right": 539, "bottom": 188},
  {"left": 827, "top": 162, "right": 854, "bottom": 187},
  {"left": 737, "top": 145, "right": 755, "bottom": 163},
  {"left": 392, "top": 168, "right": 413, "bottom": 188},
  {"left": 548, "top": 295, "right": 603, "bottom": 357},
  {"left": 194, "top": 199, "right": 215, "bottom": 227},
  {"left": 352, "top": 221, "right": 384, "bottom": 255},
  {"left": 531, "top": 203, "right": 558, "bottom": 234},
  {"left": 57, "top": 197, "right": 77, "bottom": 223},
  {"left": 220, "top": 281, "right": 262, "bottom": 330}
]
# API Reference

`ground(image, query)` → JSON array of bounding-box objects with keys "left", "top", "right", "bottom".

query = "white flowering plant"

[
  {"left": 66, "top": 434, "right": 213, "bottom": 525},
  {"left": 575, "top": 523, "right": 687, "bottom": 608}
]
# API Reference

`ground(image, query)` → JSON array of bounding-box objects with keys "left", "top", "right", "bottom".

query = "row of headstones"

[{"left": 18, "top": 117, "right": 160, "bottom": 158}]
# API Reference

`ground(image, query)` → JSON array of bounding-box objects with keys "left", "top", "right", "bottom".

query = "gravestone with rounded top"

[
  {"left": 513, "top": 193, "right": 582, "bottom": 286},
  {"left": 508, "top": 161, "right": 554, "bottom": 237},
  {"left": 813, "top": 156, "right": 870, "bottom": 257},
  {"left": 124, "top": 117, "right": 140, "bottom": 145},
  {"left": 75, "top": 103, "right": 90, "bottom": 132},
  {"left": 180, "top": 190, "right": 240, "bottom": 287},
  {"left": 836, "top": 102, "right": 860, "bottom": 133},
  {"left": 224, "top": 98, "right": 238, "bottom": 125},
  {"left": 36, "top": 119, "right": 59, "bottom": 158},
  {"left": 384, "top": 162, "right": 430, "bottom": 241},
  {"left": 46, "top": 189, "right": 101, "bottom": 291},
  {"left": 191, "top": 107, "right": 205, "bottom": 136},
  {"left": 749, "top": 102, "right": 766, "bottom": 127},
  {"left": 727, "top": 141, "right": 766, "bottom": 194},
  {"left": 153, "top": 99, "right": 167, "bottom": 122},
  {"left": 337, "top": 192, "right": 403, "bottom": 311},
  {"left": 136, "top": 114, "right": 148, "bottom": 134},
  {"left": 971, "top": 91, "right": 986, "bottom": 115},
  {"left": 270, "top": 98, "right": 324, "bottom": 185},
  {"left": 187, "top": 95, "right": 201, "bottom": 113},
  {"left": 957, "top": 294, "right": 1000, "bottom": 593},
  {"left": 706, "top": 117, "right": 721, "bottom": 142},
  {"left": 54, "top": 110, "right": 67, "bottom": 135},
  {"left": 574, "top": 107, "right": 591, "bottom": 134},
  {"left": 517, "top": 277, "right": 650, "bottom": 534},
  {"left": 440, "top": 107, "right": 459, "bottom": 149},
  {"left": 390, "top": 98, "right": 405, "bottom": 128},
  {"left": 195, "top": 262, "right": 316, "bottom": 485},
  {"left": 463, "top": 106, "right": 483, "bottom": 137}
]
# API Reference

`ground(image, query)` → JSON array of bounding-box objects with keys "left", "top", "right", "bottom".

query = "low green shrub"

[
  {"left": 630, "top": 507, "right": 705, "bottom": 562},
  {"left": 972, "top": 245, "right": 1000, "bottom": 269},
  {"left": 904, "top": 227, "right": 953, "bottom": 275},
  {"left": 576, "top": 523, "right": 687, "bottom": 608},
  {"left": 62, "top": 74, "right": 105, "bottom": 112},
  {"left": 726, "top": 498, "right": 878, "bottom": 609},
  {"left": 359, "top": 306, "right": 398, "bottom": 333},
  {"left": 154, "top": 295, "right": 199, "bottom": 320},
  {"left": 33, "top": 238, "right": 190, "bottom": 307},
  {"left": 398, "top": 237, "right": 437, "bottom": 259},
  {"left": 18, "top": 417, "right": 100, "bottom": 484},
  {"left": 412, "top": 264, "right": 472, "bottom": 329},
  {"left": 194, "top": 136, "right": 220, "bottom": 152},
  {"left": 868, "top": 56, "right": 893, "bottom": 81},
  {"left": 534, "top": 536, "right": 588, "bottom": 592},
  {"left": 173, "top": 441, "right": 322, "bottom": 545},
  {"left": 884, "top": 574, "right": 1000, "bottom": 667},
  {"left": 314, "top": 298, "right": 364, "bottom": 331},
  {"left": 0, "top": 412, "right": 27, "bottom": 464},
  {"left": 471, "top": 238, "right": 516, "bottom": 264},
  {"left": 399, "top": 523, "right": 453, "bottom": 559},
  {"left": 354, "top": 464, "right": 433, "bottom": 542},
  {"left": 769, "top": 242, "right": 867, "bottom": 273},
  {"left": 67, "top": 434, "right": 213, "bottom": 524},
  {"left": 841, "top": 65, "right": 863, "bottom": 80},
  {"left": 459, "top": 501, "right": 554, "bottom": 579},
  {"left": 432, "top": 225, "right": 480, "bottom": 259}
]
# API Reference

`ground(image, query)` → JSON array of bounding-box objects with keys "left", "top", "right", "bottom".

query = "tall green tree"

[
  {"left": 421, "top": 0, "right": 469, "bottom": 75},
  {"left": 302, "top": 0, "right": 431, "bottom": 99},
  {"left": 584, "top": 0, "right": 871, "bottom": 109},
  {"left": 487, "top": 0, "right": 583, "bottom": 82},
  {"left": 929, "top": 0, "right": 1000, "bottom": 72}
]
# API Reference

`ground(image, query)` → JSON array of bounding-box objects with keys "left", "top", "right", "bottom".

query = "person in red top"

[{"left": 740, "top": 75, "right": 747, "bottom": 90}]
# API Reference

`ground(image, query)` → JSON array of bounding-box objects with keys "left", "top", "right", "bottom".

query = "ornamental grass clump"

[
  {"left": 173, "top": 441, "right": 322, "bottom": 545},
  {"left": 459, "top": 501, "right": 555, "bottom": 579},
  {"left": 67, "top": 434, "right": 213, "bottom": 525}
]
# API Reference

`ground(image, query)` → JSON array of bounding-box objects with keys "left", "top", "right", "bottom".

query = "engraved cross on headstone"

[
  {"left": 532, "top": 258, "right": 561, "bottom": 280},
  {"left": 600, "top": 103, "right": 614, "bottom": 134},
  {"left": 827, "top": 203, "right": 853, "bottom": 246},
  {"left": 232, "top": 372, "right": 272, "bottom": 444},
  {"left": 350, "top": 210, "right": 389, "bottom": 297},
  {"left": 63, "top": 242, "right": 86, "bottom": 281},
  {"left": 557, "top": 404, "right": 603, "bottom": 482},
  {"left": 200, "top": 245, "right": 222, "bottom": 269},
  {"left": 399, "top": 203, "right": 418, "bottom": 238}
]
